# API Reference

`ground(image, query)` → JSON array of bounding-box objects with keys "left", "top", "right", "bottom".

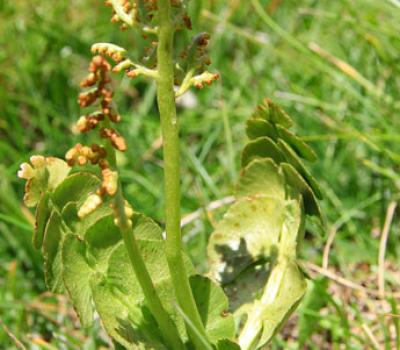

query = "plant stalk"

[
  {"left": 156, "top": 1, "right": 209, "bottom": 348},
  {"left": 108, "top": 146, "right": 184, "bottom": 350}
]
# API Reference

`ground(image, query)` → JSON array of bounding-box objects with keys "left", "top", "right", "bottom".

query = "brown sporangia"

[
  {"left": 99, "top": 127, "right": 127, "bottom": 152},
  {"left": 65, "top": 54, "right": 128, "bottom": 214},
  {"left": 75, "top": 55, "right": 124, "bottom": 150},
  {"left": 65, "top": 143, "right": 107, "bottom": 167}
]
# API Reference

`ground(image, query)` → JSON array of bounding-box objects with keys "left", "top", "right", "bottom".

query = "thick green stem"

[
  {"left": 156, "top": 1, "right": 209, "bottom": 348},
  {"left": 108, "top": 147, "right": 184, "bottom": 350}
]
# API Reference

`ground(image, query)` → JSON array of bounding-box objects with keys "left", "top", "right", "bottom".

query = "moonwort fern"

[{"left": 18, "top": 1, "right": 322, "bottom": 349}]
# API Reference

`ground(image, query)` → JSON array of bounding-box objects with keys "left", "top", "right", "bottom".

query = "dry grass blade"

[
  {"left": 305, "top": 262, "right": 400, "bottom": 299},
  {"left": 181, "top": 196, "right": 235, "bottom": 228},
  {"left": 308, "top": 42, "right": 383, "bottom": 98},
  {"left": 322, "top": 226, "right": 337, "bottom": 269},
  {"left": 0, "top": 319, "right": 27, "bottom": 350},
  {"left": 378, "top": 201, "right": 397, "bottom": 299},
  {"left": 361, "top": 323, "right": 382, "bottom": 350}
]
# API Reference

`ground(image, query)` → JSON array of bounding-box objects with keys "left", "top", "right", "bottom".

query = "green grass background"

[{"left": 0, "top": 0, "right": 399, "bottom": 349}]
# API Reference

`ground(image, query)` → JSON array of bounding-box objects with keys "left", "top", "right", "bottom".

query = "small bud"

[
  {"left": 79, "top": 90, "right": 98, "bottom": 108},
  {"left": 91, "top": 144, "right": 100, "bottom": 152},
  {"left": 183, "top": 14, "right": 192, "bottom": 30},
  {"left": 100, "top": 88, "right": 113, "bottom": 103},
  {"left": 97, "top": 187, "right": 106, "bottom": 196},
  {"left": 65, "top": 148, "right": 77, "bottom": 164},
  {"left": 114, "top": 217, "right": 132, "bottom": 228},
  {"left": 99, "top": 127, "right": 111, "bottom": 139},
  {"left": 112, "top": 59, "right": 133, "bottom": 73},
  {"left": 91, "top": 43, "right": 127, "bottom": 63},
  {"left": 105, "top": 0, "right": 136, "bottom": 27},
  {"left": 88, "top": 56, "right": 112, "bottom": 74},
  {"left": 80, "top": 72, "right": 97, "bottom": 87},
  {"left": 101, "top": 169, "right": 118, "bottom": 196},
  {"left": 122, "top": 1, "right": 132, "bottom": 12},
  {"left": 109, "top": 113, "right": 122, "bottom": 123},
  {"left": 76, "top": 116, "right": 89, "bottom": 133},
  {"left": 98, "top": 147, "right": 108, "bottom": 159},
  {"left": 111, "top": 134, "right": 127, "bottom": 151},
  {"left": 126, "top": 69, "right": 139, "bottom": 79},
  {"left": 90, "top": 144, "right": 107, "bottom": 160},
  {"left": 77, "top": 155, "right": 87, "bottom": 166},
  {"left": 197, "top": 33, "right": 210, "bottom": 47},
  {"left": 99, "top": 159, "right": 109, "bottom": 170},
  {"left": 78, "top": 194, "right": 103, "bottom": 218},
  {"left": 88, "top": 153, "right": 100, "bottom": 165},
  {"left": 192, "top": 72, "right": 219, "bottom": 89},
  {"left": 124, "top": 201, "right": 134, "bottom": 218},
  {"left": 99, "top": 127, "right": 127, "bottom": 151},
  {"left": 65, "top": 144, "right": 96, "bottom": 166}
]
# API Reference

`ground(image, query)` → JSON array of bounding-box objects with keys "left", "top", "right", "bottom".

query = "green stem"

[
  {"left": 108, "top": 146, "right": 184, "bottom": 350},
  {"left": 156, "top": 1, "right": 209, "bottom": 349}
]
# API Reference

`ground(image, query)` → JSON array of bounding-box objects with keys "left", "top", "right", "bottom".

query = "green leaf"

[
  {"left": 238, "top": 158, "right": 322, "bottom": 221},
  {"left": 60, "top": 211, "right": 175, "bottom": 346},
  {"left": 61, "top": 200, "right": 113, "bottom": 240},
  {"left": 190, "top": 275, "right": 235, "bottom": 343},
  {"left": 90, "top": 271, "right": 167, "bottom": 350},
  {"left": 33, "top": 192, "right": 51, "bottom": 249},
  {"left": 237, "top": 158, "right": 285, "bottom": 200},
  {"left": 45, "top": 158, "right": 72, "bottom": 189},
  {"left": 252, "top": 98, "right": 293, "bottom": 128},
  {"left": 242, "top": 137, "right": 322, "bottom": 202},
  {"left": 264, "top": 267, "right": 306, "bottom": 341},
  {"left": 42, "top": 208, "right": 69, "bottom": 293},
  {"left": 276, "top": 125, "right": 317, "bottom": 162},
  {"left": 62, "top": 213, "right": 121, "bottom": 327},
  {"left": 87, "top": 212, "right": 234, "bottom": 348},
  {"left": 246, "top": 118, "right": 278, "bottom": 140},
  {"left": 216, "top": 339, "right": 241, "bottom": 350},
  {"left": 241, "top": 137, "right": 285, "bottom": 168},
  {"left": 208, "top": 177, "right": 308, "bottom": 348},
  {"left": 244, "top": 259, "right": 307, "bottom": 349},
  {"left": 222, "top": 262, "right": 270, "bottom": 317},
  {"left": 246, "top": 120, "right": 316, "bottom": 162},
  {"left": 85, "top": 213, "right": 121, "bottom": 268},
  {"left": 23, "top": 157, "right": 70, "bottom": 207},
  {"left": 281, "top": 163, "right": 322, "bottom": 219},
  {"left": 89, "top": 213, "right": 187, "bottom": 348},
  {"left": 277, "top": 139, "right": 323, "bottom": 199},
  {"left": 52, "top": 172, "right": 100, "bottom": 209},
  {"left": 208, "top": 196, "right": 286, "bottom": 284},
  {"left": 223, "top": 198, "right": 306, "bottom": 349},
  {"left": 63, "top": 234, "right": 96, "bottom": 327}
]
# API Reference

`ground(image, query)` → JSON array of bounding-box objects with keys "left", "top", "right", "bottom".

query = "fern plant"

[{"left": 18, "top": 1, "right": 322, "bottom": 349}]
